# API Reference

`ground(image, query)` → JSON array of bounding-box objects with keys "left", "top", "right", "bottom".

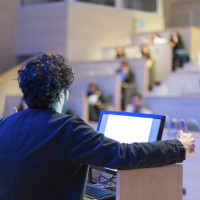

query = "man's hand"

[
  {"left": 13, "top": 107, "right": 18, "bottom": 114},
  {"left": 177, "top": 119, "right": 195, "bottom": 156}
]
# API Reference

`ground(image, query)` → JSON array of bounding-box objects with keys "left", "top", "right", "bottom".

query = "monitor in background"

[{"left": 97, "top": 110, "right": 165, "bottom": 143}]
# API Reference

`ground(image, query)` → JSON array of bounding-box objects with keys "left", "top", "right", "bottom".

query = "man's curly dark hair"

[{"left": 18, "top": 53, "right": 74, "bottom": 109}]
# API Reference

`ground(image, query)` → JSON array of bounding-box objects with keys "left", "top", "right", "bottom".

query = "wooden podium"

[{"left": 116, "top": 164, "right": 183, "bottom": 200}]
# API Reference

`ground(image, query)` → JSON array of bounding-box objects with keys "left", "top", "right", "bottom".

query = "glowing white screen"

[{"left": 104, "top": 115, "right": 153, "bottom": 143}]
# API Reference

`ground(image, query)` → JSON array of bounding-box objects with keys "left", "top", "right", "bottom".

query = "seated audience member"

[
  {"left": 117, "top": 61, "right": 135, "bottom": 85},
  {"left": 149, "top": 33, "right": 167, "bottom": 45},
  {"left": 87, "top": 81, "right": 107, "bottom": 121},
  {"left": 18, "top": 97, "right": 28, "bottom": 111},
  {"left": 140, "top": 45, "right": 155, "bottom": 90},
  {"left": 149, "top": 33, "right": 161, "bottom": 44},
  {"left": 170, "top": 31, "right": 190, "bottom": 71},
  {"left": 116, "top": 46, "right": 126, "bottom": 60},
  {"left": 0, "top": 53, "right": 195, "bottom": 200},
  {"left": 117, "top": 61, "right": 135, "bottom": 110},
  {"left": 126, "top": 92, "right": 152, "bottom": 114}
]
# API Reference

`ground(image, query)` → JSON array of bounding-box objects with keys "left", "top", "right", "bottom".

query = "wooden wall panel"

[{"left": 17, "top": 2, "right": 68, "bottom": 56}]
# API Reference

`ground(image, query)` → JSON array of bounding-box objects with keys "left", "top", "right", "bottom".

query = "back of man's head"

[{"left": 18, "top": 53, "right": 74, "bottom": 109}]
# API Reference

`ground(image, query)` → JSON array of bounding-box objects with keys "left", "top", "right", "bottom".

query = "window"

[
  {"left": 76, "top": 0, "right": 115, "bottom": 7},
  {"left": 20, "top": 0, "right": 64, "bottom": 6},
  {"left": 123, "top": 0, "right": 157, "bottom": 12}
]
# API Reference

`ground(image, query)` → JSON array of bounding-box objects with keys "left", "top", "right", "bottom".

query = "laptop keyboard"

[{"left": 85, "top": 183, "right": 116, "bottom": 200}]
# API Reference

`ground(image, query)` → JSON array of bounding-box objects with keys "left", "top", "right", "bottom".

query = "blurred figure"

[
  {"left": 117, "top": 61, "right": 135, "bottom": 110},
  {"left": 149, "top": 33, "right": 161, "bottom": 44},
  {"left": 170, "top": 31, "right": 190, "bottom": 71},
  {"left": 87, "top": 82, "right": 106, "bottom": 121},
  {"left": 18, "top": 97, "right": 28, "bottom": 111},
  {"left": 116, "top": 46, "right": 126, "bottom": 60},
  {"left": 126, "top": 92, "right": 152, "bottom": 114},
  {"left": 170, "top": 31, "right": 184, "bottom": 51},
  {"left": 149, "top": 33, "right": 167, "bottom": 44},
  {"left": 140, "top": 45, "right": 155, "bottom": 90},
  {"left": 117, "top": 61, "right": 135, "bottom": 85}
]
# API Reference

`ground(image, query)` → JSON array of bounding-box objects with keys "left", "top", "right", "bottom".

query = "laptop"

[
  {"left": 92, "top": 110, "right": 165, "bottom": 174},
  {"left": 97, "top": 110, "right": 165, "bottom": 143},
  {"left": 86, "top": 111, "right": 165, "bottom": 199}
]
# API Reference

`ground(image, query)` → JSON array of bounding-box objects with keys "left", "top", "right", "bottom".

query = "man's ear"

[{"left": 58, "top": 90, "right": 64, "bottom": 103}]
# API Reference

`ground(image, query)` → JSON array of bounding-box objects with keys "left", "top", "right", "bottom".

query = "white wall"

[
  {"left": 17, "top": 2, "right": 68, "bottom": 56},
  {"left": 0, "top": 0, "right": 18, "bottom": 74},
  {"left": 164, "top": 0, "right": 199, "bottom": 27},
  {"left": 168, "top": 71, "right": 200, "bottom": 96},
  {"left": 170, "top": 1, "right": 200, "bottom": 27}
]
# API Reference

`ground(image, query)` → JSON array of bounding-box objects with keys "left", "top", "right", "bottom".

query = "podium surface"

[{"left": 116, "top": 164, "right": 183, "bottom": 200}]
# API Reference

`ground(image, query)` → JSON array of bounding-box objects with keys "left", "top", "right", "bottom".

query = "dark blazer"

[{"left": 0, "top": 108, "right": 185, "bottom": 200}]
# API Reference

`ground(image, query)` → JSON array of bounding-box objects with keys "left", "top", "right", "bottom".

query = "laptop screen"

[
  {"left": 91, "top": 111, "right": 165, "bottom": 174},
  {"left": 97, "top": 111, "right": 165, "bottom": 143}
]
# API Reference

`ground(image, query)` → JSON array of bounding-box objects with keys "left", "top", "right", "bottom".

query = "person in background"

[
  {"left": 126, "top": 92, "right": 152, "bottom": 114},
  {"left": 140, "top": 44, "right": 155, "bottom": 90},
  {"left": 149, "top": 33, "right": 167, "bottom": 45},
  {"left": 115, "top": 46, "right": 126, "bottom": 60},
  {"left": 149, "top": 33, "right": 162, "bottom": 44},
  {"left": 117, "top": 61, "right": 135, "bottom": 110},
  {"left": 87, "top": 81, "right": 106, "bottom": 121},
  {"left": 117, "top": 61, "right": 135, "bottom": 85},
  {"left": 0, "top": 53, "right": 195, "bottom": 200},
  {"left": 170, "top": 31, "right": 190, "bottom": 71}
]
